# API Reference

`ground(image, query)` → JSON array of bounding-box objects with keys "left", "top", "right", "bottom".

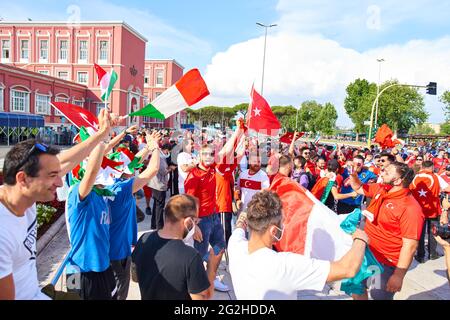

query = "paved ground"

[{"left": 37, "top": 196, "right": 450, "bottom": 300}]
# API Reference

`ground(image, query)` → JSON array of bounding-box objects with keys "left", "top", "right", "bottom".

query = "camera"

[{"left": 432, "top": 223, "right": 450, "bottom": 240}]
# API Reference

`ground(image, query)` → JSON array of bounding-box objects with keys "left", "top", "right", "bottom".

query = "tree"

[
  {"left": 441, "top": 122, "right": 450, "bottom": 135},
  {"left": 344, "top": 78, "right": 428, "bottom": 136},
  {"left": 272, "top": 106, "right": 297, "bottom": 131},
  {"left": 344, "top": 79, "right": 377, "bottom": 136},
  {"left": 377, "top": 80, "right": 428, "bottom": 133},
  {"left": 317, "top": 102, "right": 338, "bottom": 135},
  {"left": 440, "top": 90, "right": 450, "bottom": 122},
  {"left": 408, "top": 123, "right": 436, "bottom": 135},
  {"left": 296, "top": 101, "right": 337, "bottom": 134}
]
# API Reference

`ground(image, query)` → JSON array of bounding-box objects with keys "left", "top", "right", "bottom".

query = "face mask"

[
  {"left": 273, "top": 224, "right": 285, "bottom": 242},
  {"left": 183, "top": 218, "right": 195, "bottom": 243}
]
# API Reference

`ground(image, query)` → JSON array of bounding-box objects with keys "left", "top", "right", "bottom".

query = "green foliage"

[
  {"left": 440, "top": 122, "right": 450, "bottom": 135},
  {"left": 440, "top": 91, "right": 450, "bottom": 122},
  {"left": 408, "top": 123, "right": 436, "bottom": 135},
  {"left": 36, "top": 204, "right": 57, "bottom": 229},
  {"left": 344, "top": 78, "right": 428, "bottom": 134},
  {"left": 344, "top": 79, "right": 376, "bottom": 134},
  {"left": 297, "top": 101, "right": 338, "bottom": 134}
]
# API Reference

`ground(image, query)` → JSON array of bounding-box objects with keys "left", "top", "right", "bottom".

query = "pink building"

[
  {"left": 0, "top": 21, "right": 147, "bottom": 127},
  {"left": 143, "top": 59, "right": 187, "bottom": 128}
]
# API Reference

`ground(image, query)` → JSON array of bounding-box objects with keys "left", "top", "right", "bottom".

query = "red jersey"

[
  {"left": 433, "top": 157, "right": 449, "bottom": 173},
  {"left": 215, "top": 163, "right": 237, "bottom": 213},
  {"left": 363, "top": 183, "right": 424, "bottom": 267},
  {"left": 184, "top": 165, "right": 217, "bottom": 218},
  {"left": 410, "top": 169, "right": 442, "bottom": 218}
]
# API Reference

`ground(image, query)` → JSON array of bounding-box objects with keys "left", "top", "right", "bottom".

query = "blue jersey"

[
  {"left": 108, "top": 178, "right": 137, "bottom": 261},
  {"left": 66, "top": 183, "right": 111, "bottom": 273},
  {"left": 340, "top": 168, "right": 377, "bottom": 206}
]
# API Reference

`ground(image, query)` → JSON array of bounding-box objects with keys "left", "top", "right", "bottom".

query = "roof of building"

[
  {"left": 0, "top": 21, "right": 148, "bottom": 42},
  {"left": 145, "top": 59, "right": 184, "bottom": 70}
]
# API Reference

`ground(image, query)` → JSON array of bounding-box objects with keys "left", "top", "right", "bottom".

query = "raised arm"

[
  {"left": 217, "top": 119, "right": 246, "bottom": 161},
  {"left": 58, "top": 108, "right": 114, "bottom": 176},
  {"left": 78, "top": 142, "right": 106, "bottom": 200},
  {"left": 132, "top": 131, "right": 162, "bottom": 193},
  {"left": 348, "top": 172, "right": 365, "bottom": 195},
  {"left": 104, "top": 125, "right": 138, "bottom": 155},
  {"left": 288, "top": 132, "right": 299, "bottom": 157}
]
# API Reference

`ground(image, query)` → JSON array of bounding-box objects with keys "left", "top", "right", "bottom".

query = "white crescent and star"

[
  {"left": 412, "top": 173, "right": 434, "bottom": 189},
  {"left": 418, "top": 189, "right": 428, "bottom": 197},
  {"left": 244, "top": 180, "right": 252, "bottom": 188},
  {"left": 254, "top": 107, "right": 261, "bottom": 117},
  {"left": 386, "top": 203, "right": 394, "bottom": 210}
]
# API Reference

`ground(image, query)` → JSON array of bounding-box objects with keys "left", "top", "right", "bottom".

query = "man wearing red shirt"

[
  {"left": 411, "top": 161, "right": 450, "bottom": 262},
  {"left": 185, "top": 124, "right": 245, "bottom": 292},
  {"left": 433, "top": 150, "right": 449, "bottom": 174},
  {"left": 348, "top": 162, "right": 424, "bottom": 300}
]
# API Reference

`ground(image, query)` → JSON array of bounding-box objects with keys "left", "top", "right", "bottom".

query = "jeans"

[
  {"left": 417, "top": 218, "right": 438, "bottom": 259},
  {"left": 194, "top": 214, "right": 226, "bottom": 262},
  {"left": 151, "top": 189, "right": 166, "bottom": 230},
  {"left": 363, "top": 263, "right": 396, "bottom": 300}
]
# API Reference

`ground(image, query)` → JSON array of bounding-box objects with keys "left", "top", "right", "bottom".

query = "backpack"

[{"left": 300, "top": 171, "right": 316, "bottom": 191}]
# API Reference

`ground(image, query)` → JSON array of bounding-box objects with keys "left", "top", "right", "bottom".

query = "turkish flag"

[
  {"left": 51, "top": 102, "right": 99, "bottom": 132},
  {"left": 374, "top": 124, "right": 399, "bottom": 149},
  {"left": 239, "top": 178, "right": 262, "bottom": 190},
  {"left": 280, "top": 132, "right": 304, "bottom": 144},
  {"left": 246, "top": 86, "right": 281, "bottom": 136},
  {"left": 94, "top": 63, "right": 107, "bottom": 85}
]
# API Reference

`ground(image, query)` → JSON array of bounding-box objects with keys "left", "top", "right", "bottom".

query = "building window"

[
  {"left": 156, "top": 70, "right": 164, "bottom": 87},
  {"left": 99, "top": 40, "right": 108, "bottom": 62},
  {"left": 35, "top": 94, "right": 50, "bottom": 115},
  {"left": 78, "top": 40, "right": 88, "bottom": 63},
  {"left": 54, "top": 96, "right": 69, "bottom": 115},
  {"left": 0, "top": 87, "right": 4, "bottom": 111},
  {"left": 1, "top": 40, "right": 10, "bottom": 62},
  {"left": 20, "top": 39, "right": 29, "bottom": 61},
  {"left": 144, "top": 69, "right": 150, "bottom": 86},
  {"left": 11, "top": 89, "right": 30, "bottom": 112},
  {"left": 73, "top": 100, "right": 84, "bottom": 107},
  {"left": 77, "top": 72, "right": 88, "bottom": 84},
  {"left": 58, "top": 71, "right": 69, "bottom": 81},
  {"left": 39, "top": 40, "right": 48, "bottom": 61},
  {"left": 59, "top": 40, "right": 68, "bottom": 62},
  {"left": 38, "top": 70, "right": 50, "bottom": 75},
  {"left": 96, "top": 102, "right": 107, "bottom": 115}
]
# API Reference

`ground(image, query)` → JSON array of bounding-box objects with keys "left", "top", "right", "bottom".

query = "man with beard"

[
  {"left": 348, "top": 162, "right": 424, "bottom": 300},
  {"left": 131, "top": 195, "right": 212, "bottom": 300},
  {"left": 236, "top": 154, "right": 270, "bottom": 212}
]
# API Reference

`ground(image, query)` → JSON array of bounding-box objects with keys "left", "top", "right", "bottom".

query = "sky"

[{"left": 1, "top": 0, "right": 449, "bottom": 127}]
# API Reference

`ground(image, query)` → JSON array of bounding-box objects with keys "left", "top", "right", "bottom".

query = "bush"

[{"left": 37, "top": 203, "right": 57, "bottom": 229}]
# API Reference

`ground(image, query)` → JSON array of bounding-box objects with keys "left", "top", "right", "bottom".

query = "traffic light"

[{"left": 426, "top": 82, "right": 437, "bottom": 95}]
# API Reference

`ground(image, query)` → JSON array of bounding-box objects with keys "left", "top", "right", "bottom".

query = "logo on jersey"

[{"left": 23, "top": 218, "right": 37, "bottom": 260}]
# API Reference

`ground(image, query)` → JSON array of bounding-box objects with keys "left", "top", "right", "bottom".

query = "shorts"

[
  {"left": 66, "top": 266, "right": 117, "bottom": 300},
  {"left": 362, "top": 262, "right": 396, "bottom": 300},
  {"left": 194, "top": 213, "right": 226, "bottom": 262},
  {"left": 143, "top": 185, "right": 152, "bottom": 199}
]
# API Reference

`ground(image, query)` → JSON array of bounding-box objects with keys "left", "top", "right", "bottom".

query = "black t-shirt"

[
  {"left": 324, "top": 181, "right": 338, "bottom": 210},
  {"left": 131, "top": 231, "right": 210, "bottom": 300}
]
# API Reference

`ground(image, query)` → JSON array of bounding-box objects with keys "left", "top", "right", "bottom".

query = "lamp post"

[
  {"left": 374, "top": 58, "right": 385, "bottom": 126},
  {"left": 256, "top": 22, "right": 277, "bottom": 96}
]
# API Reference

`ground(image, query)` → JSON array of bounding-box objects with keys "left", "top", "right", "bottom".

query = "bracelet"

[{"left": 353, "top": 237, "right": 368, "bottom": 246}]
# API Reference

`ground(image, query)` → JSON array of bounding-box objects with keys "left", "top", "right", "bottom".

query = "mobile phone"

[{"left": 347, "top": 165, "right": 353, "bottom": 175}]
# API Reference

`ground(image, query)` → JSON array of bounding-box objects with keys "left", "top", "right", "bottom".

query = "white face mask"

[
  {"left": 273, "top": 224, "right": 285, "bottom": 242},
  {"left": 183, "top": 218, "right": 195, "bottom": 243}
]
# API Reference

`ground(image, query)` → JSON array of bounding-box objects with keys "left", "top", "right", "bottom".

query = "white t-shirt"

[
  {"left": 239, "top": 155, "right": 248, "bottom": 173},
  {"left": 238, "top": 169, "right": 270, "bottom": 210},
  {"left": 228, "top": 228, "right": 330, "bottom": 300},
  {"left": 0, "top": 202, "right": 50, "bottom": 300},
  {"left": 177, "top": 152, "right": 196, "bottom": 192}
]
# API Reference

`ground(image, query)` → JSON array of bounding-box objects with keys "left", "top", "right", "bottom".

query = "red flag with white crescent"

[{"left": 51, "top": 102, "right": 99, "bottom": 132}]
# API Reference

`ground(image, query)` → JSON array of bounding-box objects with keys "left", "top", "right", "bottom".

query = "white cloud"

[{"left": 203, "top": 31, "right": 450, "bottom": 125}]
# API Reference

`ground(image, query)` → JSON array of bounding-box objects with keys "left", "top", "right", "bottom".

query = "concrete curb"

[{"left": 37, "top": 213, "right": 66, "bottom": 256}]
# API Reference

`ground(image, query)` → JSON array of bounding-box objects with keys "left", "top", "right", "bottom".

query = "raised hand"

[{"left": 125, "top": 125, "right": 139, "bottom": 135}]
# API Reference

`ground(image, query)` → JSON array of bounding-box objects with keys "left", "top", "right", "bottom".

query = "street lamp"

[
  {"left": 374, "top": 58, "right": 385, "bottom": 126},
  {"left": 256, "top": 22, "right": 277, "bottom": 96}
]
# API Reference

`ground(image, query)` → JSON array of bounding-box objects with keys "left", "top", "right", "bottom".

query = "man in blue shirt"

[
  {"left": 108, "top": 131, "right": 161, "bottom": 300},
  {"left": 337, "top": 155, "right": 378, "bottom": 215},
  {"left": 66, "top": 142, "right": 117, "bottom": 300}
]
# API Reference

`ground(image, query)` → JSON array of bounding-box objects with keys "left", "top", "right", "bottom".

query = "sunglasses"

[
  {"left": 16, "top": 143, "right": 49, "bottom": 171},
  {"left": 416, "top": 158, "right": 423, "bottom": 161},
  {"left": 201, "top": 152, "right": 215, "bottom": 157},
  {"left": 303, "top": 152, "right": 310, "bottom": 155}
]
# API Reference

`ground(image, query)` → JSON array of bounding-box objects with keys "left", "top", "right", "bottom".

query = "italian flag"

[
  {"left": 129, "top": 68, "right": 209, "bottom": 119},
  {"left": 94, "top": 63, "right": 118, "bottom": 101}
]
